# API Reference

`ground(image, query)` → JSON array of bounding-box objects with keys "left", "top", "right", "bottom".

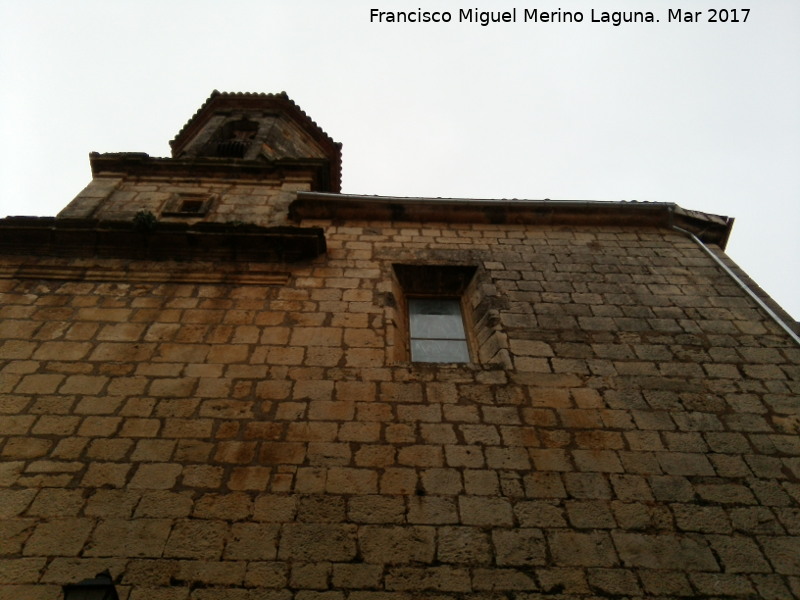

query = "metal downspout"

[{"left": 670, "top": 220, "right": 800, "bottom": 347}]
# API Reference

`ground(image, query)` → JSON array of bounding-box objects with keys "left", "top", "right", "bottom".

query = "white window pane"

[
  {"left": 411, "top": 339, "right": 470, "bottom": 363},
  {"left": 409, "top": 298, "right": 466, "bottom": 340}
]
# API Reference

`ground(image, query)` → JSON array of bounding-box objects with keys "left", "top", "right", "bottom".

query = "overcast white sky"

[{"left": 1, "top": 0, "right": 798, "bottom": 319}]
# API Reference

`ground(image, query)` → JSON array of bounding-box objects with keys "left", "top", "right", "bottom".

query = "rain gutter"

[{"left": 670, "top": 219, "right": 800, "bottom": 347}]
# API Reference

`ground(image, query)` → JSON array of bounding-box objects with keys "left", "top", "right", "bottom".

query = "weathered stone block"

[
  {"left": 224, "top": 523, "right": 280, "bottom": 560},
  {"left": 24, "top": 518, "right": 94, "bottom": 556},
  {"left": 548, "top": 531, "right": 618, "bottom": 567},
  {"left": 611, "top": 532, "right": 719, "bottom": 571},
  {"left": 278, "top": 524, "right": 357, "bottom": 562},
  {"left": 326, "top": 467, "right": 378, "bottom": 494},
  {"left": 458, "top": 496, "right": 513, "bottom": 526},
  {"left": 407, "top": 497, "right": 458, "bottom": 524},
  {"left": 347, "top": 495, "right": 404, "bottom": 524},
  {"left": 228, "top": 466, "right": 271, "bottom": 491},
  {"left": 164, "top": 520, "right": 228, "bottom": 560},
  {"left": 0, "top": 558, "right": 46, "bottom": 584},
  {"left": 86, "top": 518, "right": 172, "bottom": 557},
  {"left": 760, "top": 535, "right": 800, "bottom": 575},
  {"left": 437, "top": 526, "right": 491, "bottom": 564},
  {"left": 359, "top": 525, "right": 435, "bottom": 564},
  {"left": 81, "top": 462, "right": 132, "bottom": 488},
  {"left": 493, "top": 528, "right": 547, "bottom": 566},
  {"left": 129, "top": 463, "right": 182, "bottom": 489},
  {"left": 253, "top": 495, "right": 297, "bottom": 522},
  {"left": 384, "top": 566, "right": 471, "bottom": 592},
  {"left": 672, "top": 503, "right": 731, "bottom": 533},
  {"left": 26, "top": 489, "right": 85, "bottom": 518}
]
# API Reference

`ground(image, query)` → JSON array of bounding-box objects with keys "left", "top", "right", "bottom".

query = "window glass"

[{"left": 409, "top": 298, "right": 469, "bottom": 363}]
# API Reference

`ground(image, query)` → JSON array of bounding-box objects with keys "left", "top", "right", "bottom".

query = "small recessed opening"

[
  {"left": 392, "top": 264, "right": 478, "bottom": 364},
  {"left": 179, "top": 199, "right": 205, "bottom": 214},
  {"left": 211, "top": 117, "right": 259, "bottom": 158},
  {"left": 162, "top": 193, "right": 213, "bottom": 218}
]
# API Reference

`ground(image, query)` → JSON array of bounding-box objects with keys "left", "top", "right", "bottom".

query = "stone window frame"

[
  {"left": 161, "top": 193, "right": 216, "bottom": 217},
  {"left": 382, "top": 252, "right": 511, "bottom": 368},
  {"left": 390, "top": 264, "right": 482, "bottom": 365}
]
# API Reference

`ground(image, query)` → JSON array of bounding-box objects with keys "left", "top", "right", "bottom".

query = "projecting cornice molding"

[
  {"left": 0, "top": 217, "right": 326, "bottom": 262},
  {"left": 88, "top": 152, "right": 335, "bottom": 192},
  {"left": 291, "top": 193, "right": 734, "bottom": 249}
]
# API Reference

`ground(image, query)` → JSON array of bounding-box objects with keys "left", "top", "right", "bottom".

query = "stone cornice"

[
  {"left": 291, "top": 193, "right": 734, "bottom": 248},
  {"left": 0, "top": 217, "right": 326, "bottom": 262},
  {"left": 89, "top": 153, "right": 333, "bottom": 191}
]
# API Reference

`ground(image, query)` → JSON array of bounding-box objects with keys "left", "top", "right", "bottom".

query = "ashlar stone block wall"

[
  {"left": 58, "top": 175, "right": 311, "bottom": 226},
  {"left": 1, "top": 221, "right": 799, "bottom": 600}
]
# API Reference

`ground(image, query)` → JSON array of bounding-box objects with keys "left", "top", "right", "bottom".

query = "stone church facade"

[{"left": 1, "top": 91, "right": 799, "bottom": 599}]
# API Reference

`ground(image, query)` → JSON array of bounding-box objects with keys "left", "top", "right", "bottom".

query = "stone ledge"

[
  {"left": 0, "top": 262, "right": 289, "bottom": 286},
  {"left": 90, "top": 152, "right": 337, "bottom": 192},
  {"left": 291, "top": 193, "right": 733, "bottom": 248},
  {"left": 0, "top": 217, "right": 326, "bottom": 262}
]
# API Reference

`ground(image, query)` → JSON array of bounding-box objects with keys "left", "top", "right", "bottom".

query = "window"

[
  {"left": 177, "top": 199, "right": 205, "bottom": 214},
  {"left": 162, "top": 193, "right": 215, "bottom": 217},
  {"left": 392, "top": 264, "right": 477, "bottom": 364},
  {"left": 206, "top": 117, "right": 259, "bottom": 158},
  {"left": 408, "top": 297, "right": 470, "bottom": 363}
]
